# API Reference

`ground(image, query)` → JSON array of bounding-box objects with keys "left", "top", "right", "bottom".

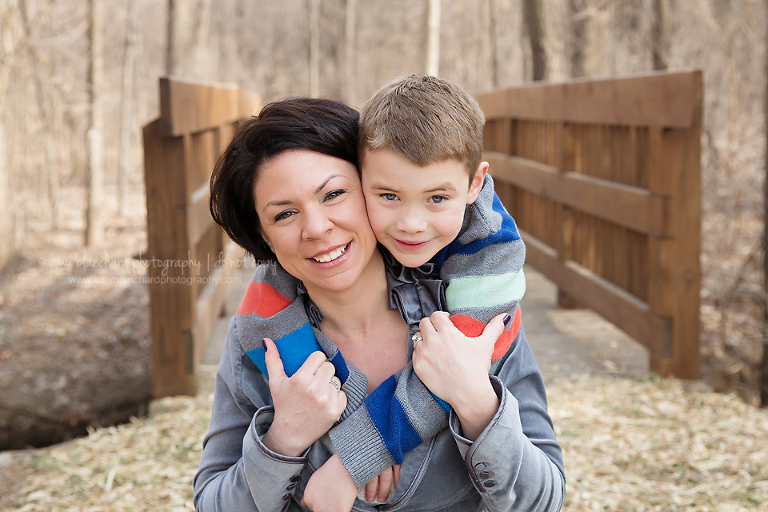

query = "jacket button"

[
  {"left": 473, "top": 462, "right": 487, "bottom": 471},
  {"left": 281, "top": 494, "right": 291, "bottom": 501},
  {"left": 478, "top": 470, "right": 493, "bottom": 479},
  {"left": 290, "top": 474, "right": 301, "bottom": 483},
  {"left": 483, "top": 480, "right": 497, "bottom": 488},
  {"left": 287, "top": 482, "right": 296, "bottom": 490}
]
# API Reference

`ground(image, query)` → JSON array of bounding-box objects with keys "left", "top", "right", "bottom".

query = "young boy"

[{"left": 236, "top": 75, "right": 526, "bottom": 505}]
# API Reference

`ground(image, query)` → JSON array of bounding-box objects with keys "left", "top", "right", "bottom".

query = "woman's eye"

[
  {"left": 429, "top": 195, "right": 447, "bottom": 204},
  {"left": 382, "top": 193, "right": 398, "bottom": 201},
  {"left": 324, "top": 189, "right": 346, "bottom": 201},
  {"left": 274, "top": 210, "right": 295, "bottom": 221}
]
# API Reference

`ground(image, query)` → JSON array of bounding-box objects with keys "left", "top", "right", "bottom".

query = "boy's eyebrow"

[{"left": 367, "top": 181, "right": 457, "bottom": 193}]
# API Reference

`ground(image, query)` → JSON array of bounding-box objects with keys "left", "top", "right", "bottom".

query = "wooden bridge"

[{"left": 143, "top": 71, "right": 702, "bottom": 398}]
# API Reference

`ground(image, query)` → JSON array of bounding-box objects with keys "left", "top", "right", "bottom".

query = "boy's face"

[{"left": 361, "top": 148, "right": 487, "bottom": 268}]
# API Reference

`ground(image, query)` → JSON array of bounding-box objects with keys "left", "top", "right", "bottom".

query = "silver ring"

[
  {"left": 329, "top": 376, "right": 341, "bottom": 393},
  {"left": 411, "top": 332, "right": 423, "bottom": 346}
]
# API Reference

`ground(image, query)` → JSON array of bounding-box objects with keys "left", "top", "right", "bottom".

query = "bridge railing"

[
  {"left": 143, "top": 77, "right": 260, "bottom": 397},
  {"left": 477, "top": 70, "right": 702, "bottom": 379}
]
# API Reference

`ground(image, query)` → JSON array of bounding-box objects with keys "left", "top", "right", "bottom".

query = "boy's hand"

[
  {"left": 301, "top": 454, "right": 358, "bottom": 512},
  {"left": 365, "top": 464, "right": 400, "bottom": 503},
  {"left": 412, "top": 312, "right": 506, "bottom": 440}
]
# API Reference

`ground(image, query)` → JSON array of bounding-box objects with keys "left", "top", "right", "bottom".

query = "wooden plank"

[
  {"left": 487, "top": 152, "right": 669, "bottom": 237},
  {"left": 477, "top": 70, "right": 702, "bottom": 128},
  {"left": 187, "top": 184, "right": 213, "bottom": 249},
  {"left": 160, "top": 77, "right": 242, "bottom": 137},
  {"left": 522, "top": 230, "right": 668, "bottom": 356},
  {"left": 193, "top": 240, "right": 244, "bottom": 371}
]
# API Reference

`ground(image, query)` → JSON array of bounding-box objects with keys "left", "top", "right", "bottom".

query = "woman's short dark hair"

[{"left": 210, "top": 97, "right": 360, "bottom": 262}]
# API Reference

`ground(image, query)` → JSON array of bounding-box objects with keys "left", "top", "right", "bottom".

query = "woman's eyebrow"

[
  {"left": 263, "top": 174, "right": 347, "bottom": 211},
  {"left": 314, "top": 174, "right": 345, "bottom": 195}
]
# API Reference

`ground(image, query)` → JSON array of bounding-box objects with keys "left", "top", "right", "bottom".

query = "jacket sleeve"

[
  {"left": 193, "top": 318, "right": 308, "bottom": 512},
  {"left": 328, "top": 355, "right": 450, "bottom": 489},
  {"left": 433, "top": 174, "right": 527, "bottom": 366},
  {"left": 448, "top": 325, "right": 566, "bottom": 512}
]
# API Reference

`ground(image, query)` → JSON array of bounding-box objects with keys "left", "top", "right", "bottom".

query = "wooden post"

[
  {"left": 143, "top": 119, "right": 197, "bottom": 397},
  {"left": 647, "top": 126, "right": 701, "bottom": 379}
]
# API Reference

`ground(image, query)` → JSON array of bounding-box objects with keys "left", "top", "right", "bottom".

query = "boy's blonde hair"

[{"left": 359, "top": 75, "right": 485, "bottom": 179}]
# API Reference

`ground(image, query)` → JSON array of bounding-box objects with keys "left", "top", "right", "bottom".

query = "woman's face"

[{"left": 254, "top": 149, "right": 378, "bottom": 295}]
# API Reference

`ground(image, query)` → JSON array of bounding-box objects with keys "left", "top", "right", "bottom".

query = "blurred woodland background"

[{"left": 0, "top": 0, "right": 766, "bottom": 449}]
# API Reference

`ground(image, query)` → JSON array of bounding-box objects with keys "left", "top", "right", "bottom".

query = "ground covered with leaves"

[{"left": 1, "top": 371, "right": 766, "bottom": 512}]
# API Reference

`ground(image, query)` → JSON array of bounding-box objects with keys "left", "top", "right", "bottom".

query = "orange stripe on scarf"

[
  {"left": 237, "top": 281, "right": 292, "bottom": 317},
  {"left": 449, "top": 308, "right": 521, "bottom": 361}
]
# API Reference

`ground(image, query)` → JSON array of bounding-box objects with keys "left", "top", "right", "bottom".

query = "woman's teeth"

[{"left": 313, "top": 244, "right": 347, "bottom": 263}]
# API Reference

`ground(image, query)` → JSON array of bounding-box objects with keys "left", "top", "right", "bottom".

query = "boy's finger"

[
  {"left": 262, "top": 338, "right": 286, "bottom": 381},
  {"left": 365, "top": 477, "right": 378, "bottom": 503},
  {"left": 377, "top": 468, "right": 393, "bottom": 502}
]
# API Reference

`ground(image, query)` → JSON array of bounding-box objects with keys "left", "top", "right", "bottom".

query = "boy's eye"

[
  {"left": 429, "top": 195, "right": 447, "bottom": 204},
  {"left": 324, "top": 189, "right": 346, "bottom": 201},
  {"left": 382, "top": 193, "right": 398, "bottom": 201}
]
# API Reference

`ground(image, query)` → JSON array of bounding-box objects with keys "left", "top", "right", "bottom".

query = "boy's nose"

[{"left": 396, "top": 207, "right": 427, "bottom": 233}]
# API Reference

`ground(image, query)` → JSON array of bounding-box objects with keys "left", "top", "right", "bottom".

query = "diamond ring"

[
  {"left": 411, "top": 332, "right": 423, "bottom": 346},
  {"left": 329, "top": 376, "right": 342, "bottom": 393}
]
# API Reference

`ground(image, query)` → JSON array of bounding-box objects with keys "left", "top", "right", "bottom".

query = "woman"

[{"left": 193, "top": 97, "right": 564, "bottom": 512}]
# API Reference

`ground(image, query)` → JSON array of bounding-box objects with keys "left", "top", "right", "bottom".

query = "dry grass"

[{"left": 1, "top": 372, "right": 767, "bottom": 511}]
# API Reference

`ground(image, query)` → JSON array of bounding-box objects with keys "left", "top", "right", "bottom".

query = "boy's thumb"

[{"left": 262, "top": 338, "right": 286, "bottom": 381}]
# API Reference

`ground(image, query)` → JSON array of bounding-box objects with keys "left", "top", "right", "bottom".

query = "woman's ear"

[
  {"left": 259, "top": 226, "right": 275, "bottom": 252},
  {"left": 466, "top": 162, "right": 489, "bottom": 205}
]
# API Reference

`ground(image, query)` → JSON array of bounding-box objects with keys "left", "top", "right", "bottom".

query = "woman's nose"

[{"left": 301, "top": 208, "right": 334, "bottom": 240}]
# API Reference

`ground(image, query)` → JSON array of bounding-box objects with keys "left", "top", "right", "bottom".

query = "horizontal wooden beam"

[
  {"left": 476, "top": 70, "right": 702, "bottom": 128},
  {"left": 160, "top": 77, "right": 253, "bottom": 137},
  {"left": 194, "top": 240, "right": 244, "bottom": 373},
  {"left": 522, "top": 230, "right": 671, "bottom": 357},
  {"left": 487, "top": 152, "right": 670, "bottom": 237},
  {"left": 187, "top": 184, "right": 214, "bottom": 249}
]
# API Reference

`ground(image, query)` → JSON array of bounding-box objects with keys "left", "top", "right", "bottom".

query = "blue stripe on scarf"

[
  {"left": 245, "top": 323, "right": 322, "bottom": 378},
  {"left": 365, "top": 375, "right": 423, "bottom": 464}
]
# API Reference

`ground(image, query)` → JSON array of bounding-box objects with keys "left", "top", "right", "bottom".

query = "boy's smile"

[{"left": 362, "top": 148, "right": 486, "bottom": 268}]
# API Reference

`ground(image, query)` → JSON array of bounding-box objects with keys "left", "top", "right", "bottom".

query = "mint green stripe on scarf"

[{"left": 446, "top": 269, "right": 526, "bottom": 311}]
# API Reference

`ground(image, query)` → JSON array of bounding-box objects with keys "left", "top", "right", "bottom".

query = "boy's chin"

[{"left": 388, "top": 249, "right": 432, "bottom": 269}]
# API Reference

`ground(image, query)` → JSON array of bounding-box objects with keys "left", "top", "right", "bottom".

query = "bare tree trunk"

[
  {"left": 568, "top": 0, "right": 587, "bottom": 77},
  {"left": 166, "top": 0, "right": 192, "bottom": 76},
  {"left": 762, "top": 0, "right": 768, "bottom": 407},
  {"left": 309, "top": 0, "right": 320, "bottom": 97},
  {"left": 118, "top": 0, "right": 137, "bottom": 216},
  {"left": 345, "top": 0, "right": 357, "bottom": 105},
  {"left": 426, "top": 0, "right": 441, "bottom": 76},
  {"left": 652, "top": 0, "right": 670, "bottom": 70},
  {"left": 166, "top": 0, "right": 174, "bottom": 75},
  {"left": 487, "top": 0, "right": 499, "bottom": 87},
  {"left": 85, "top": 0, "right": 105, "bottom": 246},
  {"left": 523, "top": 0, "right": 547, "bottom": 81}
]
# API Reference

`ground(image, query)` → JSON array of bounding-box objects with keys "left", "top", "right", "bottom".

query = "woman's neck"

[{"left": 302, "top": 249, "right": 390, "bottom": 336}]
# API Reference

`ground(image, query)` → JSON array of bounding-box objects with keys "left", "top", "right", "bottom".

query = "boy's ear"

[{"left": 466, "top": 162, "right": 489, "bottom": 204}]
